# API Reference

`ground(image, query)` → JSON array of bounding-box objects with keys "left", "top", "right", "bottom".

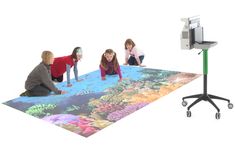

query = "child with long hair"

[
  {"left": 20, "top": 51, "right": 66, "bottom": 96},
  {"left": 100, "top": 49, "right": 122, "bottom": 82},
  {"left": 51, "top": 47, "right": 82, "bottom": 87},
  {"left": 124, "top": 38, "right": 145, "bottom": 66}
]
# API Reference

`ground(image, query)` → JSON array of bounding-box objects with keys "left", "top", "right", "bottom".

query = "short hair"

[
  {"left": 124, "top": 38, "right": 136, "bottom": 50},
  {"left": 41, "top": 51, "right": 54, "bottom": 64}
]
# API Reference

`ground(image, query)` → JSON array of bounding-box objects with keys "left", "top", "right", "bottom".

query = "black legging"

[{"left": 52, "top": 75, "right": 63, "bottom": 82}]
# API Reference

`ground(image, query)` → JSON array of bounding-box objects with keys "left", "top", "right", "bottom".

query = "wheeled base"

[{"left": 182, "top": 93, "right": 233, "bottom": 119}]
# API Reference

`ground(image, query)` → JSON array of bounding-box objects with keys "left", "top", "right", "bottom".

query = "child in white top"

[{"left": 124, "top": 38, "right": 145, "bottom": 66}]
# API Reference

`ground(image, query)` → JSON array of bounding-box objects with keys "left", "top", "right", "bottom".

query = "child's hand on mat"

[
  {"left": 122, "top": 78, "right": 128, "bottom": 81},
  {"left": 102, "top": 77, "right": 106, "bottom": 80},
  {"left": 123, "top": 63, "right": 128, "bottom": 65},
  {"left": 77, "top": 79, "right": 82, "bottom": 82},
  {"left": 118, "top": 78, "right": 122, "bottom": 82},
  {"left": 60, "top": 90, "right": 67, "bottom": 94},
  {"left": 67, "top": 83, "right": 72, "bottom": 87},
  {"left": 139, "top": 64, "right": 146, "bottom": 67}
]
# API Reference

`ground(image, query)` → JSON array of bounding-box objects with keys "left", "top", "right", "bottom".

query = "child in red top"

[
  {"left": 99, "top": 49, "right": 122, "bottom": 82},
  {"left": 51, "top": 47, "right": 82, "bottom": 87}
]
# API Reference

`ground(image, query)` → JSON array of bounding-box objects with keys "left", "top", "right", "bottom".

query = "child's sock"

[{"left": 20, "top": 91, "right": 30, "bottom": 96}]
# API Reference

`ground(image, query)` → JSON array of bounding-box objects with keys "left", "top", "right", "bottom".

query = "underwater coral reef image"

[{"left": 3, "top": 66, "right": 200, "bottom": 137}]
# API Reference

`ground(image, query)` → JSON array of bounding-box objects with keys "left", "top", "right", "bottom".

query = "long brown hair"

[
  {"left": 100, "top": 49, "right": 119, "bottom": 71},
  {"left": 124, "top": 38, "right": 136, "bottom": 50},
  {"left": 71, "top": 47, "right": 82, "bottom": 62}
]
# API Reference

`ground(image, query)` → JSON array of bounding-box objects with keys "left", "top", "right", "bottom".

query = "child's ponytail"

[{"left": 100, "top": 53, "right": 108, "bottom": 70}]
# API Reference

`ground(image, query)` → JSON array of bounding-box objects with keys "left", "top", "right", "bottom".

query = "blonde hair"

[{"left": 41, "top": 51, "right": 54, "bottom": 64}]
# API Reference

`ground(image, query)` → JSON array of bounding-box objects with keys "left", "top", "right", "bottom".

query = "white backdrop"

[{"left": 1, "top": 0, "right": 235, "bottom": 156}]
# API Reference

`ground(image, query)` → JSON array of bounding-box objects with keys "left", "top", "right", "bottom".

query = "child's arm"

[
  {"left": 73, "top": 62, "right": 79, "bottom": 81},
  {"left": 40, "top": 67, "right": 61, "bottom": 94},
  {"left": 135, "top": 56, "right": 141, "bottom": 65},
  {"left": 124, "top": 50, "right": 129, "bottom": 65},
  {"left": 66, "top": 64, "right": 72, "bottom": 87},
  {"left": 116, "top": 65, "right": 122, "bottom": 80},
  {"left": 132, "top": 48, "right": 142, "bottom": 65},
  {"left": 99, "top": 65, "right": 106, "bottom": 80}
]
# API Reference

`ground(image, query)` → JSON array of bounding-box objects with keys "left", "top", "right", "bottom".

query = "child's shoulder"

[
  {"left": 133, "top": 46, "right": 144, "bottom": 53},
  {"left": 132, "top": 46, "right": 140, "bottom": 52}
]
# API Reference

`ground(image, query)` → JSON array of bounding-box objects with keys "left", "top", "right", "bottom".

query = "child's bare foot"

[
  {"left": 60, "top": 90, "right": 67, "bottom": 94},
  {"left": 77, "top": 79, "right": 83, "bottom": 82},
  {"left": 139, "top": 64, "right": 146, "bottom": 67},
  {"left": 67, "top": 84, "right": 72, "bottom": 87}
]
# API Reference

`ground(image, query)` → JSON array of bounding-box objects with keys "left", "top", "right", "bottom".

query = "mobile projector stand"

[
  {"left": 180, "top": 16, "right": 233, "bottom": 119},
  {"left": 182, "top": 46, "right": 233, "bottom": 119}
]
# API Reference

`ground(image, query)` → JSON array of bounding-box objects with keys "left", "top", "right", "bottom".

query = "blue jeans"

[{"left": 128, "top": 55, "right": 144, "bottom": 65}]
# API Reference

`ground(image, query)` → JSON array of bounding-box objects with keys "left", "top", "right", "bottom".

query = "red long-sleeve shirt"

[{"left": 51, "top": 55, "right": 74, "bottom": 77}]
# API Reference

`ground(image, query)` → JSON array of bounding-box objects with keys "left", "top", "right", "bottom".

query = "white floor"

[{"left": 1, "top": 0, "right": 235, "bottom": 155}]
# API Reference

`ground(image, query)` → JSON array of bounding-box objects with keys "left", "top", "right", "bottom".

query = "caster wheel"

[
  {"left": 187, "top": 110, "right": 191, "bottom": 117},
  {"left": 182, "top": 100, "right": 188, "bottom": 107},
  {"left": 228, "top": 103, "right": 233, "bottom": 109},
  {"left": 215, "top": 112, "right": 221, "bottom": 120}
]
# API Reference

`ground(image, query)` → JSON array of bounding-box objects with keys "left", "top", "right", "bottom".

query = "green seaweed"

[{"left": 26, "top": 103, "right": 56, "bottom": 118}]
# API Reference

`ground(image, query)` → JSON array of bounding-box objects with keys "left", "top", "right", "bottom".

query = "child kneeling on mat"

[
  {"left": 100, "top": 49, "right": 122, "bottom": 82},
  {"left": 51, "top": 47, "right": 82, "bottom": 87},
  {"left": 20, "top": 51, "right": 66, "bottom": 96},
  {"left": 124, "top": 38, "right": 145, "bottom": 67}
]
